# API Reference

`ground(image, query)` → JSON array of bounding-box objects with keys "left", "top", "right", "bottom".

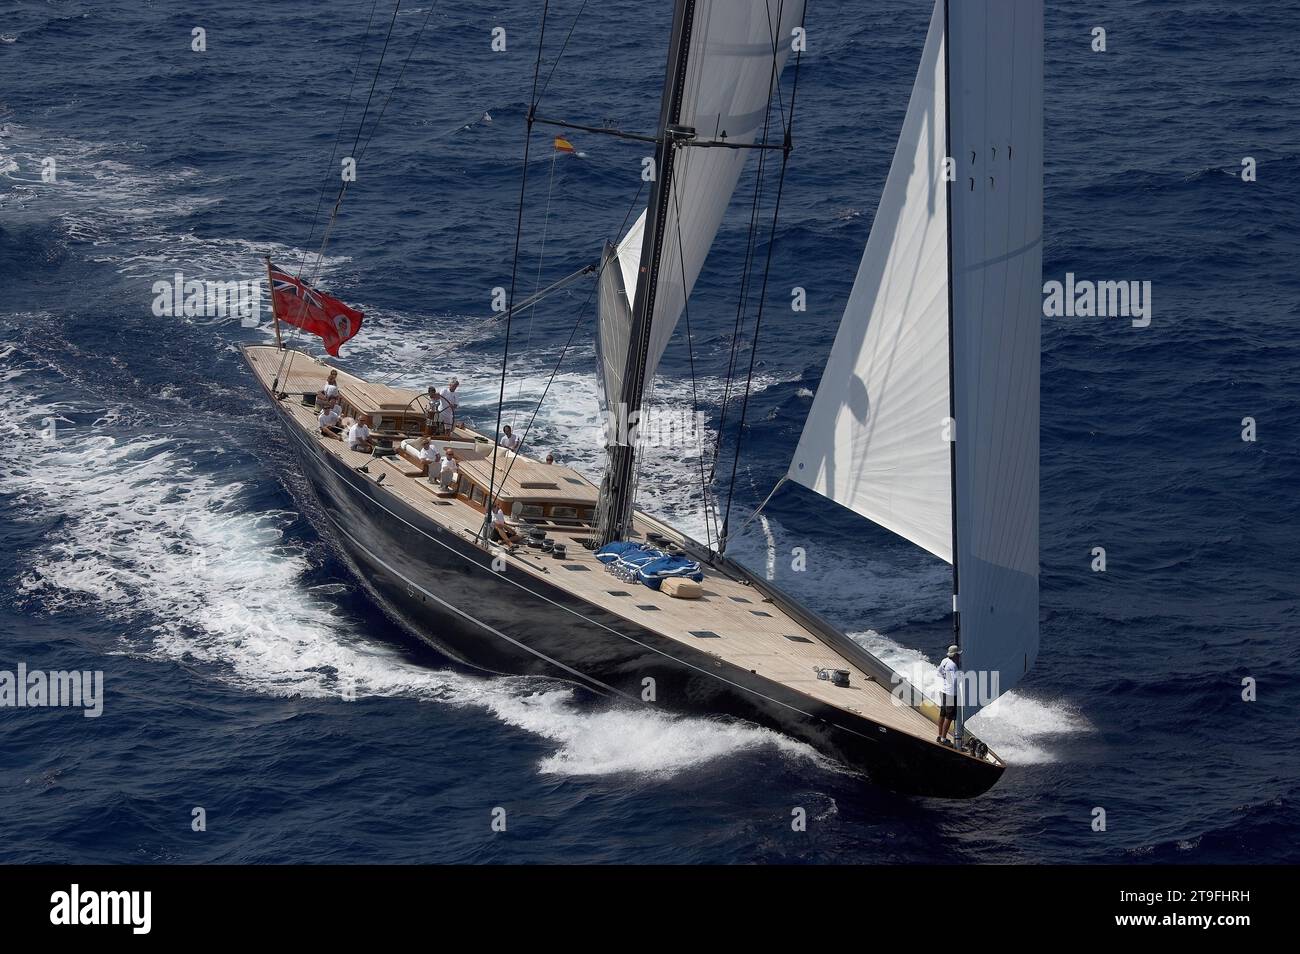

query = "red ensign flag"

[{"left": 268, "top": 264, "right": 364, "bottom": 357}]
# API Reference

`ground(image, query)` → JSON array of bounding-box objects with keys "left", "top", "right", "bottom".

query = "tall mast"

[
  {"left": 941, "top": 0, "right": 964, "bottom": 743},
  {"left": 597, "top": 0, "right": 699, "bottom": 544}
]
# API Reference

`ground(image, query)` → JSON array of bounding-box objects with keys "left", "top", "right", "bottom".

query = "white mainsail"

[
  {"left": 788, "top": 0, "right": 1042, "bottom": 713},
  {"left": 597, "top": 0, "right": 806, "bottom": 405}
]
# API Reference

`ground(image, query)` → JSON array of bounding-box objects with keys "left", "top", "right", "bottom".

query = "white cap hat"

[{"left": 947, "top": 644, "right": 960, "bottom": 657}]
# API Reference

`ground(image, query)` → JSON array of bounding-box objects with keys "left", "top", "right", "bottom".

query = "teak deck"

[{"left": 246, "top": 346, "right": 944, "bottom": 743}]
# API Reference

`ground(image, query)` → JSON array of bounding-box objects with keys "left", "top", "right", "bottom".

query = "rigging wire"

[
  {"left": 719, "top": 0, "right": 805, "bottom": 554},
  {"left": 709, "top": 81, "right": 775, "bottom": 485},
  {"left": 352, "top": 5, "right": 440, "bottom": 169},
  {"left": 536, "top": 0, "right": 592, "bottom": 105},
  {"left": 271, "top": 0, "right": 381, "bottom": 390},
  {"left": 669, "top": 172, "right": 716, "bottom": 554},
  {"left": 489, "top": 273, "right": 601, "bottom": 510},
  {"left": 511, "top": 146, "right": 563, "bottom": 418},
  {"left": 276, "top": 0, "right": 443, "bottom": 393},
  {"left": 483, "top": 0, "right": 551, "bottom": 539},
  {"left": 274, "top": 0, "right": 405, "bottom": 387},
  {"left": 727, "top": 473, "right": 789, "bottom": 544},
  {"left": 488, "top": 0, "right": 599, "bottom": 422},
  {"left": 381, "top": 260, "right": 596, "bottom": 387},
  {"left": 709, "top": 0, "right": 796, "bottom": 490},
  {"left": 297, "top": 0, "right": 402, "bottom": 290},
  {"left": 295, "top": 0, "right": 382, "bottom": 283},
  {"left": 707, "top": 0, "right": 795, "bottom": 447},
  {"left": 487, "top": 182, "right": 647, "bottom": 525}
]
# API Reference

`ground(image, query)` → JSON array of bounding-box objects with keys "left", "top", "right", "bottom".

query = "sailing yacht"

[{"left": 242, "top": 0, "right": 1042, "bottom": 798}]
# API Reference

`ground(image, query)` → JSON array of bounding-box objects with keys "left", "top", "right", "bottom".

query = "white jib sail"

[{"left": 788, "top": 1, "right": 952, "bottom": 562}]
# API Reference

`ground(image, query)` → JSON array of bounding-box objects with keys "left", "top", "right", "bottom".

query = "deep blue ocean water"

[{"left": 1, "top": 0, "right": 1297, "bottom": 864}]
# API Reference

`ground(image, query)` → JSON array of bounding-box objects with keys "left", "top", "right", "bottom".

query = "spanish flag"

[{"left": 554, "top": 136, "right": 575, "bottom": 154}]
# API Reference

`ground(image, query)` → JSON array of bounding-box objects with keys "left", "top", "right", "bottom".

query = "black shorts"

[{"left": 940, "top": 695, "right": 957, "bottom": 719}]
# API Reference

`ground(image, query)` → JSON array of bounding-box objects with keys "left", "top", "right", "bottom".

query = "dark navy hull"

[{"left": 248, "top": 356, "right": 1003, "bottom": 798}]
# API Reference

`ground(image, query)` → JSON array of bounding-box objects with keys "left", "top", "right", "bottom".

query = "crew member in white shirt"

[
  {"left": 413, "top": 435, "right": 441, "bottom": 475},
  {"left": 491, "top": 505, "right": 522, "bottom": 546},
  {"left": 936, "top": 644, "right": 961, "bottom": 746},
  {"left": 346, "top": 413, "right": 375, "bottom": 453},
  {"left": 424, "top": 386, "right": 442, "bottom": 436},
  {"left": 500, "top": 424, "right": 522, "bottom": 453},
  {"left": 318, "top": 403, "right": 343, "bottom": 437},
  {"left": 440, "top": 378, "right": 460, "bottom": 433},
  {"left": 316, "top": 370, "right": 341, "bottom": 406},
  {"left": 438, "top": 450, "right": 460, "bottom": 492}
]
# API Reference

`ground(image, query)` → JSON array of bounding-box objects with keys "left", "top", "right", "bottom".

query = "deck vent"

[
  {"left": 729, "top": 596, "right": 752, "bottom": 604},
  {"left": 607, "top": 590, "right": 631, "bottom": 596},
  {"left": 783, "top": 634, "right": 814, "bottom": 644},
  {"left": 690, "top": 630, "right": 721, "bottom": 639},
  {"left": 563, "top": 564, "right": 590, "bottom": 571},
  {"left": 637, "top": 604, "right": 660, "bottom": 612},
  {"left": 563, "top": 477, "right": 585, "bottom": 486},
  {"left": 750, "top": 610, "right": 772, "bottom": 618}
]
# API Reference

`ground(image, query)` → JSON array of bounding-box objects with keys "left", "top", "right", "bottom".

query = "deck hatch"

[
  {"left": 563, "top": 564, "right": 590, "bottom": 571},
  {"left": 783, "top": 634, "right": 814, "bottom": 644},
  {"left": 750, "top": 610, "right": 773, "bottom": 618},
  {"left": 637, "top": 604, "right": 660, "bottom": 612},
  {"left": 690, "top": 630, "right": 721, "bottom": 639},
  {"left": 607, "top": 590, "right": 631, "bottom": 596},
  {"left": 729, "top": 596, "right": 752, "bottom": 603}
]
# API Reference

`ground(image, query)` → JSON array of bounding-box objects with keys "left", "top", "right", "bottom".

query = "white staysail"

[
  {"left": 594, "top": 218, "right": 646, "bottom": 414},
  {"left": 948, "top": 0, "right": 1042, "bottom": 711},
  {"left": 788, "top": 0, "right": 1042, "bottom": 713},
  {"left": 616, "top": 212, "right": 644, "bottom": 309},
  {"left": 596, "top": 241, "right": 634, "bottom": 414},
  {"left": 787, "top": 2, "right": 951, "bottom": 562},
  {"left": 598, "top": 0, "right": 806, "bottom": 397}
]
